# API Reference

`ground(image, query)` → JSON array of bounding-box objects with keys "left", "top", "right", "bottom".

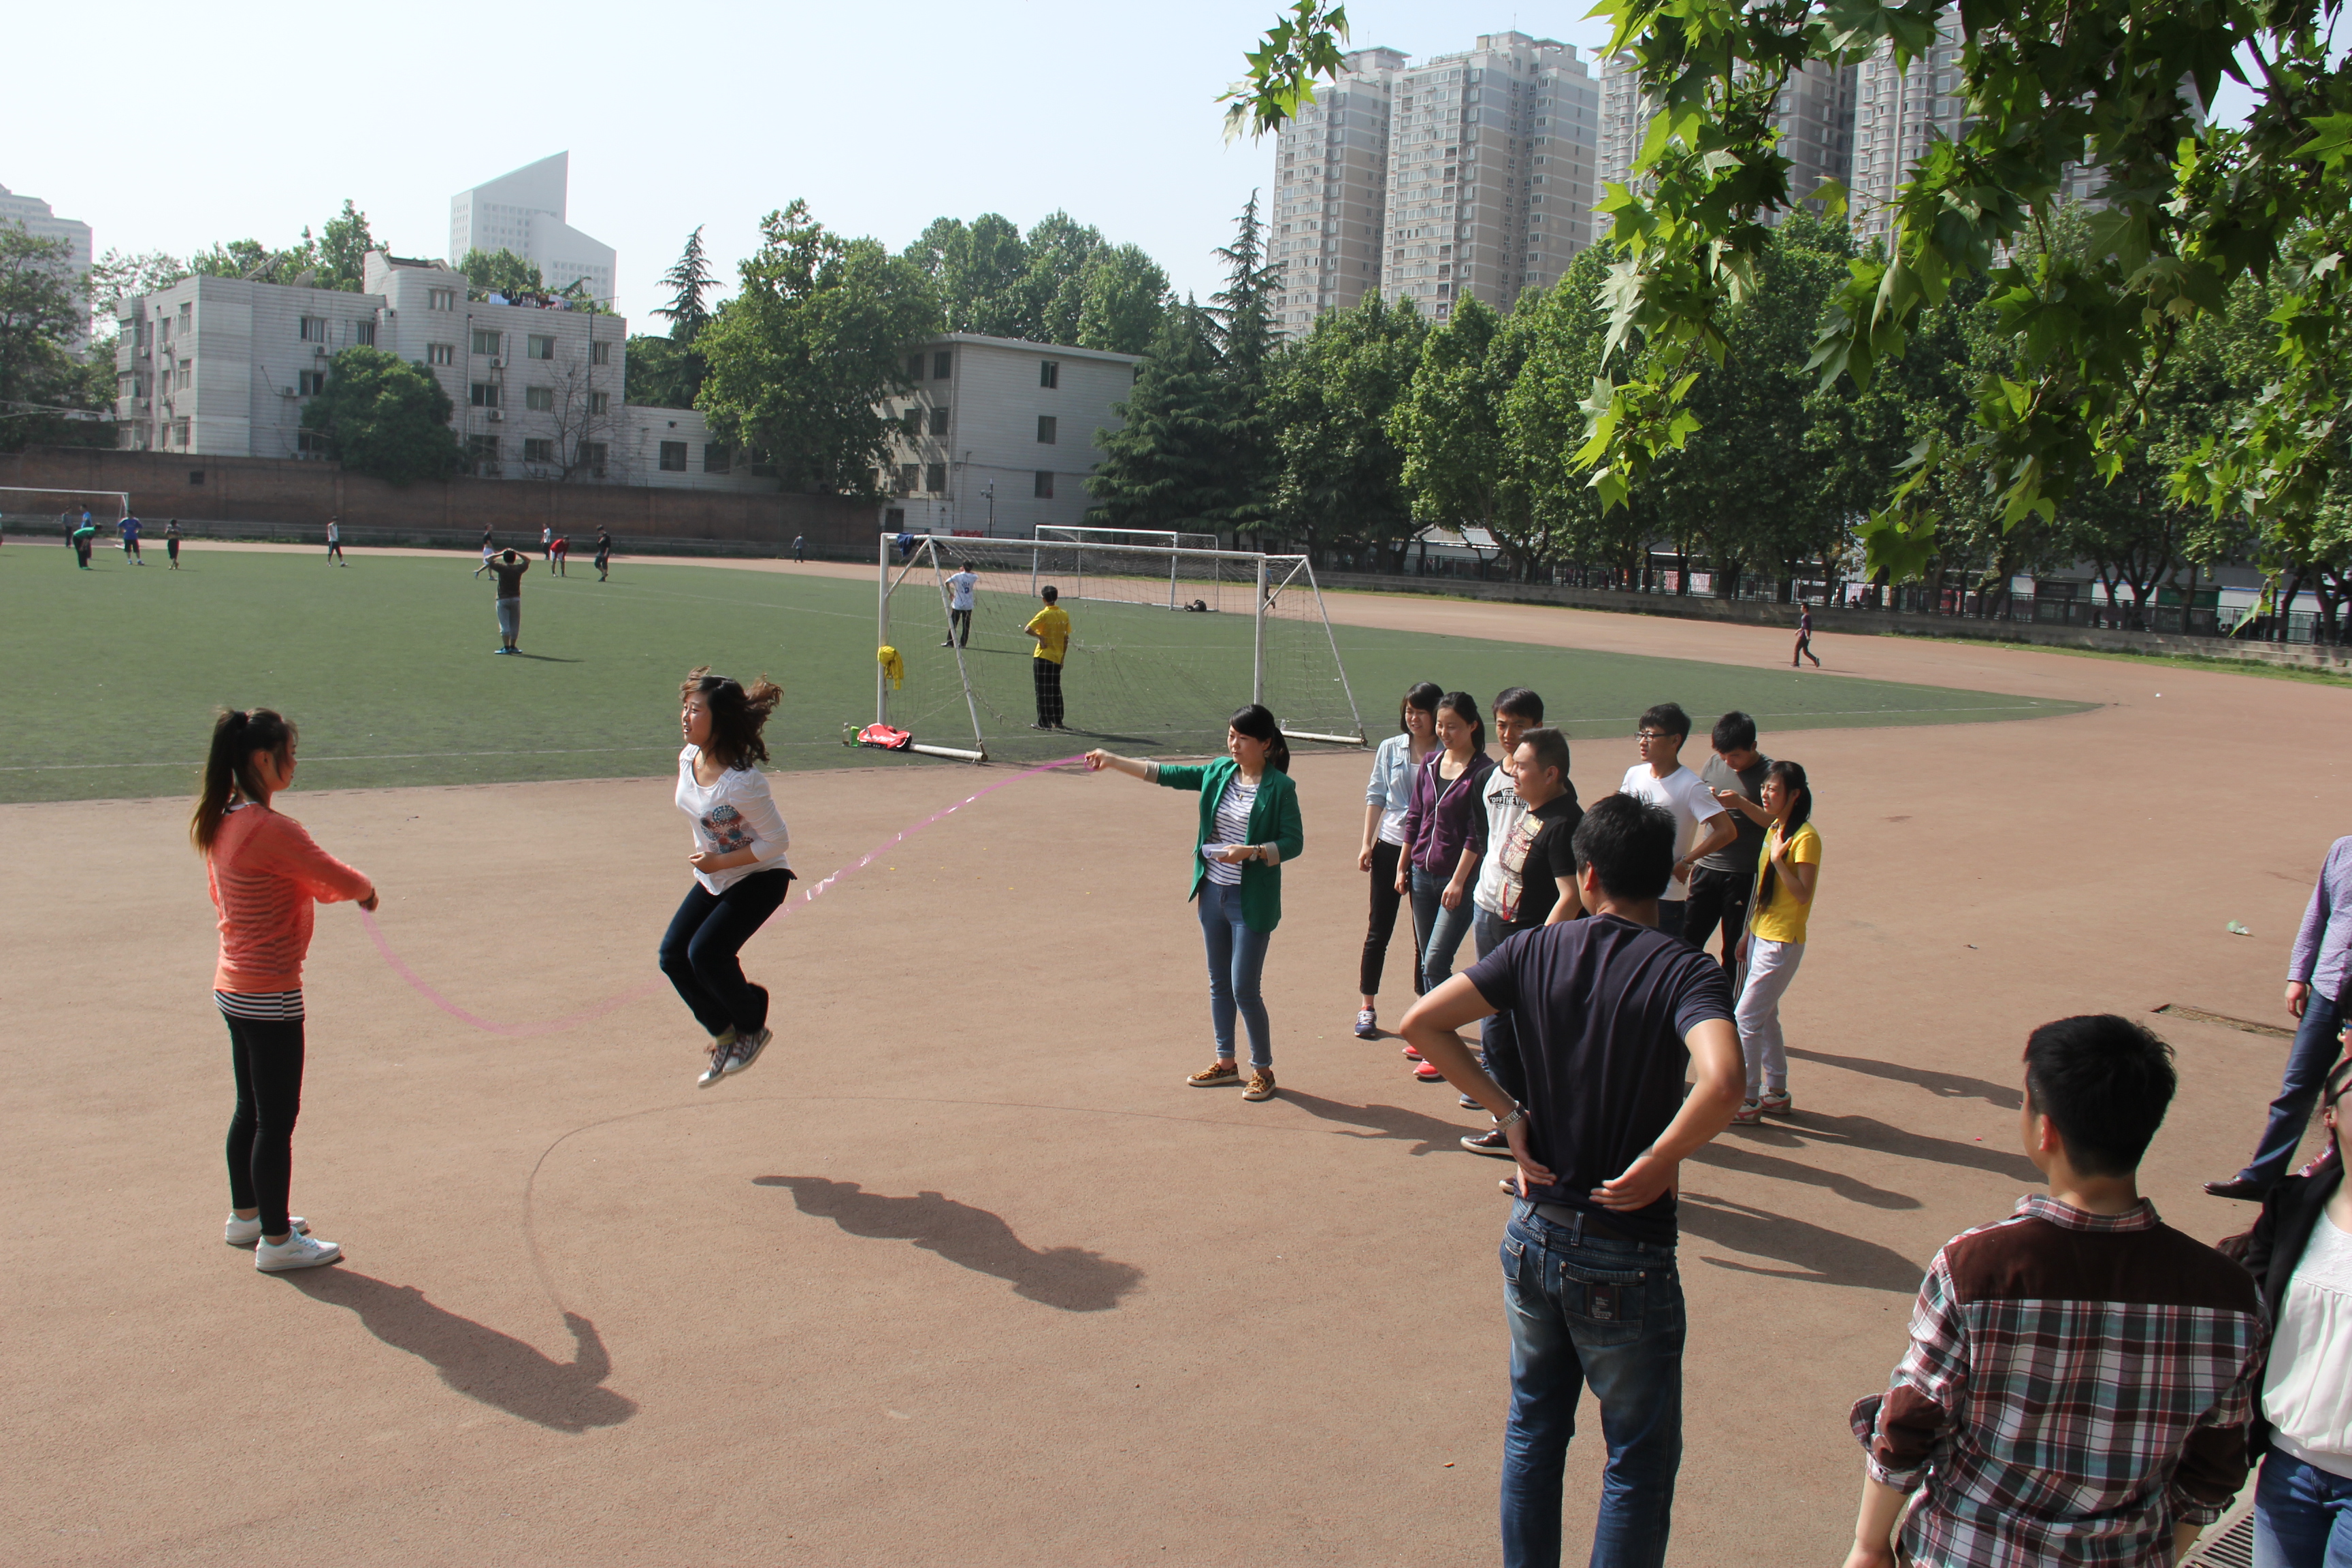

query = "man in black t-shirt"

[
  {"left": 1685, "top": 709, "right": 1771, "bottom": 977},
  {"left": 474, "top": 549, "right": 530, "bottom": 653},
  {"left": 1401, "top": 794, "right": 1742, "bottom": 1568}
]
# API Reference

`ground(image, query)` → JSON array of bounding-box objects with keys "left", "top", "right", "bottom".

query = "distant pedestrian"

[
  {"left": 594, "top": 528, "right": 612, "bottom": 582},
  {"left": 326, "top": 516, "right": 345, "bottom": 565},
  {"left": 1617, "top": 702, "right": 1732, "bottom": 942},
  {"left": 793, "top": 534, "right": 805, "bottom": 563},
  {"left": 474, "top": 549, "right": 530, "bottom": 653},
  {"left": 1024, "top": 585, "right": 1071, "bottom": 729},
  {"left": 1688, "top": 711, "right": 1771, "bottom": 977},
  {"left": 71, "top": 516, "right": 96, "bottom": 568},
  {"left": 551, "top": 536, "right": 569, "bottom": 576},
  {"left": 166, "top": 519, "right": 182, "bottom": 569},
  {"left": 1722, "top": 761, "right": 1820, "bottom": 1123},
  {"left": 943, "top": 560, "right": 978, "bottom": 647},
  {"left": 1355, "top": 682, "right": 1440, "bottom": 1039},
  {"left": 1793, "top": 604, "right": 1820, "bottom": 668},
  {"left": 541, "top": 523, "right": 554, "bottom": 564},
  {"left": 480, "top": 527, "right": 495, "bottom": 566},
  {"left": 119, "top": 513, "right": 145, "bottom": 564},
  {"left": 63, "top": 512, "right": 74, "bottom": 559}
]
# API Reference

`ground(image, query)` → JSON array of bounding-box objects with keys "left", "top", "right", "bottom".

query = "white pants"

[{"left": 1735, "top": 936, "right": 1805, "bottom": 1097}]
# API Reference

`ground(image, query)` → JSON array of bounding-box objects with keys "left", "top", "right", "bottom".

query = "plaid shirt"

[{"left": 1851, "top": 1195, "right": 2264, "bottom": 1568}]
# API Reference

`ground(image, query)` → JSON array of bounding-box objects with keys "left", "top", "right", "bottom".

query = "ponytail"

[
  {"left": 1754, "top": 760, "right": 1812, "bottom": 912},
  {"left": 1228, "top": 703, "right": 1290, "bottom": 774},
  {"left": 191, "top": 708, "right": 297, "bottom": 853}
]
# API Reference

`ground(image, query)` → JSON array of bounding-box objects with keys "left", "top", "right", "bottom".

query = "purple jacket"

[
  {"left": 2291, "top": 836, "right": 2352, "bottom": 998},
  {"left": 1399, "top": 749, "right": 1496, "bottom": 876}
]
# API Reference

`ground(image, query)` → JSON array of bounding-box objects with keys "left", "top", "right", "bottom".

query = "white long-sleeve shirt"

[{"left": 675, "top": 746, "right": 791, "bottom": 894}]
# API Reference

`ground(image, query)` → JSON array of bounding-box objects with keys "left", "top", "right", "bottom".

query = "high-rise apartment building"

[
  {"left": 1271, "top": 48, "right": 1405, "bottom": 335},
  {"left": 1592, "top": 53, "right": 1648, "bottom": 246},
  {"left": 1850, "top": 13, "right": 1967, "bottom": 246},
  {"left": 1592, "top": 55, "right": 1855, "bottom": 244},
  {"left": 449, "top": 152, "right": 618, "bottom": 306},
  {"left": 1379, "top": 33, "right": 1599, "bottom": 323},
  {"left": 1, "top": 182, "right": 95, "bottom": 346}
]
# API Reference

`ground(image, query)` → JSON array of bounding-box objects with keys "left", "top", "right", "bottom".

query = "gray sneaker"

[
  {"left": 255, "top": 1231, "right": 342, "bottom": 1272},
  {"left": 723, "top": 1027, "right": 773, "bottom": 1076}
]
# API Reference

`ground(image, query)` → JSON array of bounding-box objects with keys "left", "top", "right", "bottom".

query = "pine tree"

[
  {"left": 654, "top": 227, "right": 718, "bottom": 344},
  {"left": 1207, "top": 191, "right": 1277, "bottom": 374},
  {"left": 1086, "top": 303, "right": 1236, "bottom": 532},
  {"left": 1204, "top": 193, "right": 1280, "bottom": 540}
]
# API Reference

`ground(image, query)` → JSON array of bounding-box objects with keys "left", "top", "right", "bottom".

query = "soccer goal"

[
  {"left": 863, "top": 532, "right": 1367, "bottom": 764},
  {"left": 0, "top": 487, "right": 129, "bottom": 537}
]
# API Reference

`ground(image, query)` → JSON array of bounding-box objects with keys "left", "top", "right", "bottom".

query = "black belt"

[{"left": 1531, "top": 1201, "right": 1639, "bottom": 1245}]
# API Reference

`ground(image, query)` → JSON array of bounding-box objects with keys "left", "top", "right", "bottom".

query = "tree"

[
  {"left": 625, "top": 333, "right": 700, "bottom": 410},
  {"left": 185, "top": 202, "right": 372, "bottom": 291},
  {"left": 654, "top": 226, "right": 718, "bottom": 344},
  {"left": 1502, "top": 250, "right": 1644, "bottom": 581},
  {"left": 1393, "top": 296, "right": 1514, "bottom": 537},
  {"left": 191, "top": 239, "right": 281, "bottom": 281},
  {"left": 906, "top": 213, "right": 1171, "bottom": 350},
  {"left": 1088, "top": 303, "right": 1240, "bottom": 532},
  {"left": 1205, "top": 194, "right": 1282, "bottom": 540},
  {"left": 1020, "top": 211, "right": 1107, "bottom": 345},
  {"left": 460, "top": 248, "right": 548, "bottom": 300},
  {"left": 0, "top": 226, "right": 108, "bottom": 453},
  {"left": 315, "top": 201, "right": 374, "bottom": 292},
  {"left": 88, "top": 248, "right": 190, "bottom": 317},
  {"left": 913, "top": 214, "right": 1030, "bottom": 338},
  {"left": 299, "top": 347, "right": 464, "bottom": 484},
  {"left": 1075, "top": 244, "right": 1171, "bottom": 354},
  {"left": 1264, "top": 293, "right": 1426, "bottom": 557},
  {"left": 695, "top": 200, "right": 939, "bottom": 495}
]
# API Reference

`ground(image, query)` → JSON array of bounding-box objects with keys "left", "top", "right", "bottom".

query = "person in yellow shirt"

[
  {"left": 1023, "top": 585, "right": 1072, "bottom": 730},
  {"left": 1720, "top": 761, "right": 1819, "bottom": 1124}
]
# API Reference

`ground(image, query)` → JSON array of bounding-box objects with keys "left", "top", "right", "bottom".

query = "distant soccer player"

[
  {"left": 119, "top": 512, "right": 145, "bottom": 564},
  {"left": 1024, "top": 585, "right": 1071, "bottom": 729},
  {"left": 551, "top": 535, "right": 569, "bottom": 576},
  {"left": 944, "top": 560, "right": 978, "bottom": 647},
  {"left": 793, "top": 534, "right": 805, "bottom": 563},
  {"left": 71, "top": 514, "right": 96, "bottom": 569},
  {"left": 475, "top": 549, "right": 530, "bottom": 654},
  {"left": 594, "top": 528, "right": 612, "bottom": 582},
  {"left": 166, "top": 519, "right": 183, "bottom": 569},
  {"left": 541, "top": 523, "right": 554, "bottom": 563},
  {"left": 480, "top": 527, "right": 495, "bottom": 566},
  {"left": 326, "top": 516, "right": 345, "bottom": 566}
]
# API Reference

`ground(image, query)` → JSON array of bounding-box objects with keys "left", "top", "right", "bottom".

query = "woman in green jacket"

[{"left": 1085, "top": 704, "right": 1305, "bottom": 1101}]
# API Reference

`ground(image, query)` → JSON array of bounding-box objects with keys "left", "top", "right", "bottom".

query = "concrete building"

[
  {"left": 878, "top": 333, "right": 1143, "bottom": 537},
  {"left": 2, "top": 182, "right": 95, "bottom": 346},
  {"left": 1592, "top": 53, "right": 1648, "bottom": 247},
  {"left": 1271, "top": 47, "right": 1405, "bottom": 335},
  {"left": 1592, "top": 56, "right": 1855, "bottom": 244},
  {"left": 1378, "top": 32, "right": 1599, "bottom": 323},
  {"left": 1850, "top": 14, "right": 1969, "bottom": 246},
  {"left": 448, "top": 153, "right": 617, "bottom": 306}
]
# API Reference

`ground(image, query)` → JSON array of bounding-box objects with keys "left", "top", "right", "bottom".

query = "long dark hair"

[
  {"left": 681, "top": 667, "right": 783, "bottom": 770},
  {"left": 191, "top": 707, "right": 298, "bottom": 853},
  {"left": 1754, "top": 760, "right": 1812, "bottom": 911},
  {"left": 1436, "top": 690, "right": 1486, "bottom": 755},
  {"left": 1399, "top": 681, "right": 1441, "bottom": 734},
  {"left": 1229, "top": 703, "right": 1290, "bottom": 774}
]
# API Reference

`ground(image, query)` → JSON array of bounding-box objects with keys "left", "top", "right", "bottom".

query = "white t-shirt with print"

[
  {"left": 1474, "top": 759, "right": 1526, "bottom": 916},
  {"left": 947, "top": 571, "right": 978, "bottom": 612},
  {"left": 1616, "top": 762, "right": 1725, "bottom": 903},
  {"left": 675, "top": 746, "right": 791, "bottom": 894}
]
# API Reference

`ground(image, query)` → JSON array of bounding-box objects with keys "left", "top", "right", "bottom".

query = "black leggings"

[
  {"left": 1360, "top": 839, "right": 1425, "bottom": 998},
  {"left": 659, "top": 869, "right": 792, "bottom": 1036},
  {"left": 225, "top": 1013, "right": 304, "bottom": 1236}
]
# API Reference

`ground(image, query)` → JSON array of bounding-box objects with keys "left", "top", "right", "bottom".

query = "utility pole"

[{"left": 985, "top": 480, "right": 995, "bottom": 536}]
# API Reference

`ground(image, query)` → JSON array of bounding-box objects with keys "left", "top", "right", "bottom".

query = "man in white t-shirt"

[
  {"left": 943, "top": 561, "right": 979, "bottom": 647},
  {"left": 1618, "top": 702, "right": 1733, "bottom": 941}
]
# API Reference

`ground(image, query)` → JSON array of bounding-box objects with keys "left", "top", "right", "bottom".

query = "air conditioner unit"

[
  {"left": 486, "top": 409, "right": 504, "bottom": 421},
  {"left": 282, "top": 387, "right": 296, "bottom": 398},
  {"left": 489, "top": 357, "right": 505, "bottom": 369},
  {"left": 314, "top": 345, "right": 327, "bottom": 357}
]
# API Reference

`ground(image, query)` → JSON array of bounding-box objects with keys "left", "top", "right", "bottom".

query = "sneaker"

[
  {"left": 1759, "top": 1088, "right": 1793, "bottom": 1115},
  {"left": 1461, "top": 1128, "right": 1514, "bottom": 1158},
  {"left": 706, "top": 1026, "right": 738, "bottom": 1059},
  {"left": 1413, "top": 1060, "right": 1443, "bottom": 1082},
  {"left": 723, "top": 1027, "right": 772, "bottom": 1075},
  {"left": 1401, "top": 1045, "right": 1424, "bottom": 1061},
  {"left": 1458, "top": 1092, "right": 1481, "bottom": 1109},
  {"left": 1354, "top": 1008, "right": 1377, "bottom": 1039},
  {"left": 698, "top": 1053, "right": 731, "bottom": 1088},
  {"left": 1187, "top": 1060, "right": 1241, "bottom": 1088},
  {"left": 1242, "top": 1069, "right": 1277, "bottom": 1102},
  {"left": 225, "top": 1214, "right": 308, "bottom": 1248},
  {"left": 1730, "top": 1098, "right": 1763, "bottom": 1125},
  {"left": 255, "top": 1231, "right": 341, "bottom": 1272}
]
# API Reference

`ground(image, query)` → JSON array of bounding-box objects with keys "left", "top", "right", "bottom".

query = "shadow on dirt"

[
  {"left": 283, "top": 1269, "right": 635, "bottom": 1432},
  {"left": 1785, "top": 1047, "right": 2023, "bottom": 1109},
  {"left": 754, "top": 1176, "right": 1143, "bottom": 1312},
  {"left": 1677, "top": 1192, "right": 1929, "bottom": 1294},
  {"left": 1275, "top": 1088, "right": 1478, "bottom": 1156}
]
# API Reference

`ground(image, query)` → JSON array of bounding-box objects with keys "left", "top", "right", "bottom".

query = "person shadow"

[
  {"left": 1784, "top": 1047, "right": 2022, "bottom": 1109},
  {"left": 1676, "top": 1191, "right": 1931, "bottom": 1294},
  {"left": 283, "top": 1269, "right": 636, "bottom": 1433},
  {"left": 753, "top": 1177, "right": 1142, "bottom": 1312},
  {"left": 1275, "top": 1089, "right": 1478, "bottom": 1157}
]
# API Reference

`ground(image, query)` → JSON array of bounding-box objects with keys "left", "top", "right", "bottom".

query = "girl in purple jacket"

[{"left": 1395, "top": 691, "right": 1494, "bottom": 1036}]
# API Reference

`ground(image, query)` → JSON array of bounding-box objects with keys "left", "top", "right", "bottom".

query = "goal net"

[
  {"left": 0, "top": 487, "right": 129, "bottom": 538},
  {"left": 867, "top": 532, "right": 1366, "bottom": 764}
]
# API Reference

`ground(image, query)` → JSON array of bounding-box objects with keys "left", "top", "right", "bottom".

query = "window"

[
  {"left": 471, "top": 328, "right": 500, "bottom": 355},
  {"left": 178, "top": 302, "right": 192, "bottom": 332},
  {"left": 902, "top": 406, "right": 923, "bottom": 438},
  {"left": 896, "top": 463, "right": 917, "bottom": 495},
  {"left": 749, "top": 452, "right": 777, "bottom": 478},
  {"left": 932, "top": 350, "right": 951, "bottom": 379},
  {"left": 925, "top": 462, "right": 947, "bottom": 493},
  {"left": 177, "top": 360, "right": 193, "bottom": 391},
  {"left": 526, "top": 386, "right": 555, "bottom": 412},
  {"left": 523, "top": 437, "right": 555, "bottom": 463},
  {"left": 589, "top": 391, "right": 609, "bottom": 415},
  {"left": 297, "top": 370, "right": 328, "bottom": 396},
  {"left": 928, "top": 406, "right": 949, "bottom": 436},
  {"left": 1036, "top": 415, "right": 1057, "bottom": 444},
  {"left": 428, "top": 287, "right": 457, "bottom": 311},
  {"left": 527, "top": 334, "right": 555, "bottom": 360},
  {"left": 659, "top": 440, "right": 688, "bottom": 472},
  {"left": 467, "top": 435, "right": 500, "bottom": 468},
  {"left": 590, "top": 339, "right": 611, "bottom": 365},
  {"left": 297, "top": 429, "right": 329, "bottom": 456},
  {"left": 580, "top": 441, "right": 608, "bottom": 476},
  {"left": 885, "top": 507, "right": 906, "bottom": 530},
  {"left": 427, "top": 342, "right": 455, "bottom": 366},
  {"left": 703, "top": 443, "right": 730, "bottom": 472},
  {"left": 1039, "top": 360, "right": 1059, "bottom": 389},
  {"left": 355, "top": 322, "right": 376, "bottom": 346},
  {"left": 906, "top": 352, "right": 926, "bottom": 381},
  {"left": 1034, "top": 470, "right": 1055, "bottom": 499},
  {"left": 470, "top": 382, "right": 500, "bottom": 407},
  {"left": 299, "top": 316, "right": 329, "bottom": 342}
]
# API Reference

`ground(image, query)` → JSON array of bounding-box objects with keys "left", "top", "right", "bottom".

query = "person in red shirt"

[
  {"left": 191, "top": 708, "right": 378, "bottom": 1273},
  {"left": 551, "top": 535, "right": 569, "bottom": 576}
]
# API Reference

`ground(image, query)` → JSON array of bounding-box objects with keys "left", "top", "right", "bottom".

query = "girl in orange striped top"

[{"left": 191, "top": 708, "right": 377, "bottom": 1273}]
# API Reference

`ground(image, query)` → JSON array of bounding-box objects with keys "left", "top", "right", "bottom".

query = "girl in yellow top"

[{"left": 1718, "top": 761, "right": 1820, "bottom": 1124}]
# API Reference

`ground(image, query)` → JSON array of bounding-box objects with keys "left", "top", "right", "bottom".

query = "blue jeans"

[
  {"left": 1501, "top": 1205, "right": 1684, "bottom": 1568},
  {"left": 2239, "top": 986, "right": 2347, "bottom": 1188},
  {"left": 1197, "top": 880, "right": 1272, "bottom": 1069},
  {"left": 1473, "top": 908, "right": 1526, "bottom": 1102},
  {"left": 1412, "top": 866, "right": 1477, "bottom": 994},
  {"left": 2257, "top": 1449, "right": 2352, "bottom": 1567}
]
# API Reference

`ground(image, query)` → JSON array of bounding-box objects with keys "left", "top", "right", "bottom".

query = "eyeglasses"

[{"left": 1635, "top": 730, "right": 1672, "bottom": 742}]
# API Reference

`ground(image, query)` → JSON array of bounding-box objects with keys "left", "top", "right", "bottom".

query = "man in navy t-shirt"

[{"left": 1401, "top": 792, "right": 1743, "bottom": 1568}]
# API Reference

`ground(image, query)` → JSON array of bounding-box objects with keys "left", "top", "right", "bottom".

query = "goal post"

[
  {"left": 864, "top": 531, "right": 1366, "bottom": 764},
  {"left": 0, "top": 487, "right": 130, "bottom": 532}
]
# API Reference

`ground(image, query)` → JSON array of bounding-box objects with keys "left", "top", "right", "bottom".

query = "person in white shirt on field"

[
  {"left": 943, "top": 561, "right": 979, "bottom": 648},
  {"left": 1617, "top": 702, "right": 1733, "bottom": 943}
]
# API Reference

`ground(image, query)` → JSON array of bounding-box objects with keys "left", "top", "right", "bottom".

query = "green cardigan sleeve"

[
  {"left": 1262, "top": 773, "right": 1304, "bottom": 864},
  {"left": 1154, "top": 763, "right": 1210, "bottom": 794}
]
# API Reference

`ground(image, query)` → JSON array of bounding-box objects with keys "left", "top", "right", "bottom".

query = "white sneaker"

[
  {"left": 225, "top": 1213, "right": 309, "bottom": 1248},
  {"left": 255, "top": 1230, "right": 342, "bottom": 1272},
  {"left": 723, "top": 1027, "right": 772, "bottom": 1076}
]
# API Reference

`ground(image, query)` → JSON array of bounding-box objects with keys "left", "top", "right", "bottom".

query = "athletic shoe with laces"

[
  {"left": 1413, "top": 1060, "right": 1443, "bottom": 1082},
  {"left": 1461, "top": 1128, "right": 1513, "bottom": 1158},
  {"left": 225, "top": 1214, "right": 308, "bottom": 1248},
  {"left": 255, "top": 1230, "right": 341, "bottom": 1272},
  {"left": 723, "top": 1027, "right": 772, "bottom": 1076},
  {"left": 698, "top": 1052, "right": 731, "bottom": 1088},
  {"left": 1729, "top": 1098, "right": 1763, "bottom": 1125},
  {"left": 1242, "top": 1069, "right": 1277, "bottom": 1102},
  {"left": 1187, "top": 1060, "right": 1241, "bottom": 1088},
  {"left": 1759, "top": 1088, "right": 1793, "bottom": 1115},
  {"left": 1458, "top": 1092, "right": 1481, "bottom": 1109},
  {"left": 1354, "top": 1008, "right": 1377, "bottom": 1039}
]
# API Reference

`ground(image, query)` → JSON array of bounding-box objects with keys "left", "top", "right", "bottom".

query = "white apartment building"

[
  {"left": 1850, "top": 14, "right": 1970, "bottom": 246},
  {"left": 1271, "top": 47, "right": 1405, "bottom": 335},
  {"left": 878, "top": 333, "right": 1142, "bottom": 536},
  {"left": 3, "top": 182, "right": 95, "bottom": 346},
  {"left": 448, "top": 152, "right": 617, "bottom": 305},
  {"left": 1379, "top": 33, "right": 1599, "bottom": 323},
  {"left": 1595, "top": 55, "right": 1855, "bottom": 243}
]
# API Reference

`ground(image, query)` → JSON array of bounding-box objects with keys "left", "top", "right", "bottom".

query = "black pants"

[
  {"left": 1032, "top": 658, "right": 1064, "bottom": 726},
  {"left": 1360, "top": 840, "right": 1424, "bottom": 998},
  {"left": 224, "top": 1013, "right": 304, "bottom": 1237},
  {"left": 949, "top": 608, "right": 971, "bottom": 646},
  {"left": 659, "top": 869, "right": 792, "bottom": 1036},
  {"left": 1682, "top": 864, "right": 1752, "bottom": 975}
]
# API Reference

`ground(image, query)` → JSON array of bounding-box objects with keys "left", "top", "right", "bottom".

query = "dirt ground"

[{"left": 4, "top": 568, "right": 2340, "bottom": 1567}]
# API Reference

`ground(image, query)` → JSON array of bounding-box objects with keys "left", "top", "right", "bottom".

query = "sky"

[{"left": 8, "top": 0, "right": 1616, "bottom": 332}]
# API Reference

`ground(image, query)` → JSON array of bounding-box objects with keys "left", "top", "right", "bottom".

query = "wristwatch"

[{"left": 1496, "top": 1103, "right": 1528, "bottom": 1132}]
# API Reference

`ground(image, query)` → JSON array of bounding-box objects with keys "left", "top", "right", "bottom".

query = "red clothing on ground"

[{"left": 206, "top": 804, "right": 372, "bottom": 992}]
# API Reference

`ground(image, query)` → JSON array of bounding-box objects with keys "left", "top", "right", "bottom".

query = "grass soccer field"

[{"left": 0, "top": 544, "right": 2090, "bottom": 802}]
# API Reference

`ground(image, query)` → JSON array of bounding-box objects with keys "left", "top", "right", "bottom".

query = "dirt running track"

[{"left": 5, "top": 566, "right": 2344, "bottom": 1567}]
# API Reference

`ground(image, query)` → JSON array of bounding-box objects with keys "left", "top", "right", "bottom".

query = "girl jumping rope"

[
  {"left": 660, "top": 669, "right": 794, "bottom": 1088},
  {"left": 191, "top": 708, "right": 378, "bottom": 1272}
]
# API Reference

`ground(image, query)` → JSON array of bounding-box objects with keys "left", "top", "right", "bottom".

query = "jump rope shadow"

[
  {"left": 753, "top": 1176, "right": 1143, "bottom": 1313},
  {"left": 1275, "top": 1088, "right": 1484, "bottom": 1156},
  {"left": 282, "top": 1268, "right": 636, "bottom": 1433}
]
